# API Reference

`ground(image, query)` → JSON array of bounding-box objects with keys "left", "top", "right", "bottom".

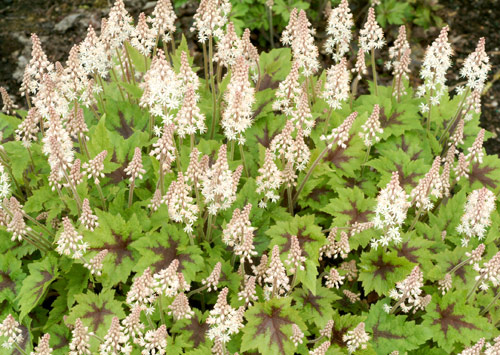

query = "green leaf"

[
  {"left": 0, "top": 113, "right": 21, "bottom": 138},
  {"left": 241, "top": 297, "right": 305, "bottom": 355},
  {"left": 0, "top": 251, "right": 25, "bottom": 304},
  {"left": 421, "top": 291, "right": 495, "bottom": 352},
  {"left": 2, "top": 140, "right": 30, "bottom": 182},
  {"left": 17, "top": 254, "right": 59, "bottom": 322},
  {"left": 66, "top": 289, "right": 126, "bottom": 338},
  {"left": 358, "top": 248, "right": 414, "bottom": 295},
  {"left": 84, "top": 211, "right": 142, "bottom": 287},
  {"left": 365, "top": 301, "right": 432, "bottom": 354},
  {"left": 131, "top": 223, "right": 204, "bottom": 283},
  {"left": 292, "top": 281, "right": 340, "bottom": 325}
]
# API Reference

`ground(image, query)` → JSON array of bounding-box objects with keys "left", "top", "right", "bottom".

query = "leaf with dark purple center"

[
  {"left": 241, "top": 297, "right": 304, "bottom": 355},
  {"left": 131, "top": 223, "right": 203, "bottom": 283},
  {"left": 66, "top": 289, "right": 125, "bottom": 338},
  {"left": 422, "top": 292, "right": 494, "bottom": 352},
  {"left": 358, "top": 249, "right": 414, "bottom": 295}
]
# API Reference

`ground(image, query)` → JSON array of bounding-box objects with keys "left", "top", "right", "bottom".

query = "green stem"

[
  {"left": 202, "top": 42, "right": 209, "bottom": 91},
  {"left": 292, "top": 147, "right": 328, "bottom": 206},
  {"left": 322, "top": 107, "right": 333, "bottom": 136},
  {"left": 115, "top": 48, "right": 129, "bottom": 83},
  {"left": 480, "top": 289, "right": 500, "bottom": 316},
  {"left": 14, "top": 342, "right": 28, "bottom": 355},
  {"left": 407, "top": 207, "right": 423, "bottom": 232},
  {"left": 438, "top": 89, "right": 470, "bottom": 146},
  {"left": 209, "top": 36, "right": 217, "bottom": 140},
  {"left": 123, "top": 42, "right": 137, "bottom": 85},
  {"left": 128, "top": 180, "right": 135, "bottom": 208},
  {"left": 158, "top": 296, "right": 166, "bottom": 325},
  {"left": 206, "top": 213, "right": 214, "bottom": 242},
  {"left": 287, "top": 186, "right": 293, "bottom": 215},
  {"left": 371, "top": 48, "right": 378, "bottom": 96},
  {"left": 448, "top": 258, "right": 470, "bottom": 275},
  {"left": 23, "top": 212, "right": 55, "bottom": 238},
  {"left": 239, "top": 144, "right": 249, "bottom": 177},
  {"left": 110, "top": 68, "right": 126, "bottom": 101},
  {"left": 466, "top": 275, "right": 484, "bottom": 303},
  {"left": 96, "top": 184, "right": 106, "bottom": 210},
  {"left": 361, "top": 145, "right": 372, "bottom": 177},
  {"left": 230, "top": 140, "right": 235, "bottom": 161},
  {"left": 187, "top": 284, "right": 208, "bottom": 298},
  {"left": 159, "top": 167, "right": 165, "bottom": 195}
]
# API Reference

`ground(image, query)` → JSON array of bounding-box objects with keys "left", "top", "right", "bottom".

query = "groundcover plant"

[{"left": 0, "top": 0, "right": 499, "bottom": 354}]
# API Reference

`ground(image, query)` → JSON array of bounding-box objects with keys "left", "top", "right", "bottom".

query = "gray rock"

[{"left": 55, "top": 13, "right": 82, "bottom": 32}]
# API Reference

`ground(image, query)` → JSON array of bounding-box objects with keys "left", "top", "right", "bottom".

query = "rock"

[{"left": 55, "top": 13, "right": 81, "bottom": 32}]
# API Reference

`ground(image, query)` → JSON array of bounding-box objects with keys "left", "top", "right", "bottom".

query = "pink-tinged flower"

[
  {"left": 149, "top": 0, "right": 176, "bottom": 42},
  {"left": 191, "top": 0, "right": 231, "bottom": 43},
  {"left": 281, "top": 9, "right": 319, "bottom": 77},
  {"left": 343, "top": 322, "right": 369, "bottom": 353},
  {"left": 322, "top": 58, "right": 350, "bottom": 110},
  {"left": 457, "top": 187, "right": 495, "bottom": 246},
  {"left": 324, "top": 0, "right": 353, "bottom": 62},
  {"left": 221, "top": 56, "right": 255, "bottom": 145},
  {"left": 417, "top": 26, "right": 453, "bottom": 108},
  {"left": 371, "top": 172, "right": 410, "bottom": 249},
  {"left": 359, "top": 7, "right": 385, "bottom": 52}
]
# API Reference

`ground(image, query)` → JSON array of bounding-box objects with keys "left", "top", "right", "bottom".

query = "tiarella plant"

[{"left": 0, "top": 0, "right": 499, "bottom": 354}]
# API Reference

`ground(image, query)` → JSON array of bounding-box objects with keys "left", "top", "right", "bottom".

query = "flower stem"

[
  {"left": 158, "top": 296, "right": 166, "bottom": 325},
  {"left": 480, "top": 288, "right": 500, "bottom": 316},
  {"left": 209, "top": 36, "right": 217, "bottom": 140},
  {"left": 292, "top": 147, "right": 328, "bottom": 206},
  {"left": 239, "top": 144, "right": 249, "bottom": 177},
  {"left": 371, "top": 48, "right": 378, "bottom": 96},
  {"left": 466, "top": 275, "right": 484, "bottom": 303},
  {"left": 202, "top": 42, "right": 209, "bottom": 90},
  {"left": 206, "top": 213, "right": 214, "bottom": 243},
  {"left": 96, "top": 184, "right": 106, "bottom": 211},
  {"left": 287, "top": 186, "right": 293, "bottom": 215},
  {"left": 128, "top": 180, "right": 135, "bottom": 208}
]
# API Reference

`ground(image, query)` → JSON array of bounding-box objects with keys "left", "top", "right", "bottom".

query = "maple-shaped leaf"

[
  {"left": 2, "top": 140, "right": 31, "bottom": 182},
  {"left": 0, "top": 251, "right": 25, "bottom": 304},
  {"left": 66, "top": 289, "right": 126, "bottom": 338},
  {"left": 291, "top": 280, "right": 340, "bottom": 325},
  {"left": 23, "top": 184, "right": 65, "bottom": 222},
  {"left": 170, "top": 309, "right": 209, "bottom": 351},
  {"left": 0, "top": 112, "right": 21, "bottom": 137},
  {"left": 425, "top": 189, "right": 467, "bottom": 247},
  {"left": 266, "top": 215, "right": 324, "bottom": 294},
  {"left": 0, "top": 230, "right": 36, "bottom": 259},
  {"left": 46, "top": 324, "right": 71, "bottom": 353},
  {"left": 322, "top": 187, "right": 376, "bottom": 249},
  {"left": 375, "top": 132, "right": 433, "bottom": 168},
  {"left": 16, "top": 254, "right": 59, "bottom": 322},
  {"left": 462, "top": 154, "right": 500, "bottom": 191},
  {"left": 258, "top": 48, "right": 292, "bottom": 89},
  {"left": 367, "top": 148, "right": 428, "bottom": 192},
  {"left": 358, "top": 248, "right": 414, "bottom": 295},
  {"left": 240, "top": 297, "right": 305, "bottom": 355},
  {"left": 393, "top": 234, "right": 436, "bottom": 273},
  {"left": 426, "top": 246, "right": 475, "bottom": 289},
  {"left": 365, "top": 300, "right": 432, "bottom": 354},
  {"left": 354, "top": 85, "right": 422, "bottom": 139},
  {"left": 329, "top": 312, "right": 366, "bottom": 351},
  {"left": 85, "top": 211, "right": 143, "bottom": 287},
  {"left": 130, "top": 223, "right": 204, "bottom": 283},
  {"left": 421, "top": 291, "right": 495, "bottom": 352}
]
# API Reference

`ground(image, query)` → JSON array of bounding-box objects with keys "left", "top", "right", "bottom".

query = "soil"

[{"left": 0, "top": 0, "right": 499, "bottom": 153}]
